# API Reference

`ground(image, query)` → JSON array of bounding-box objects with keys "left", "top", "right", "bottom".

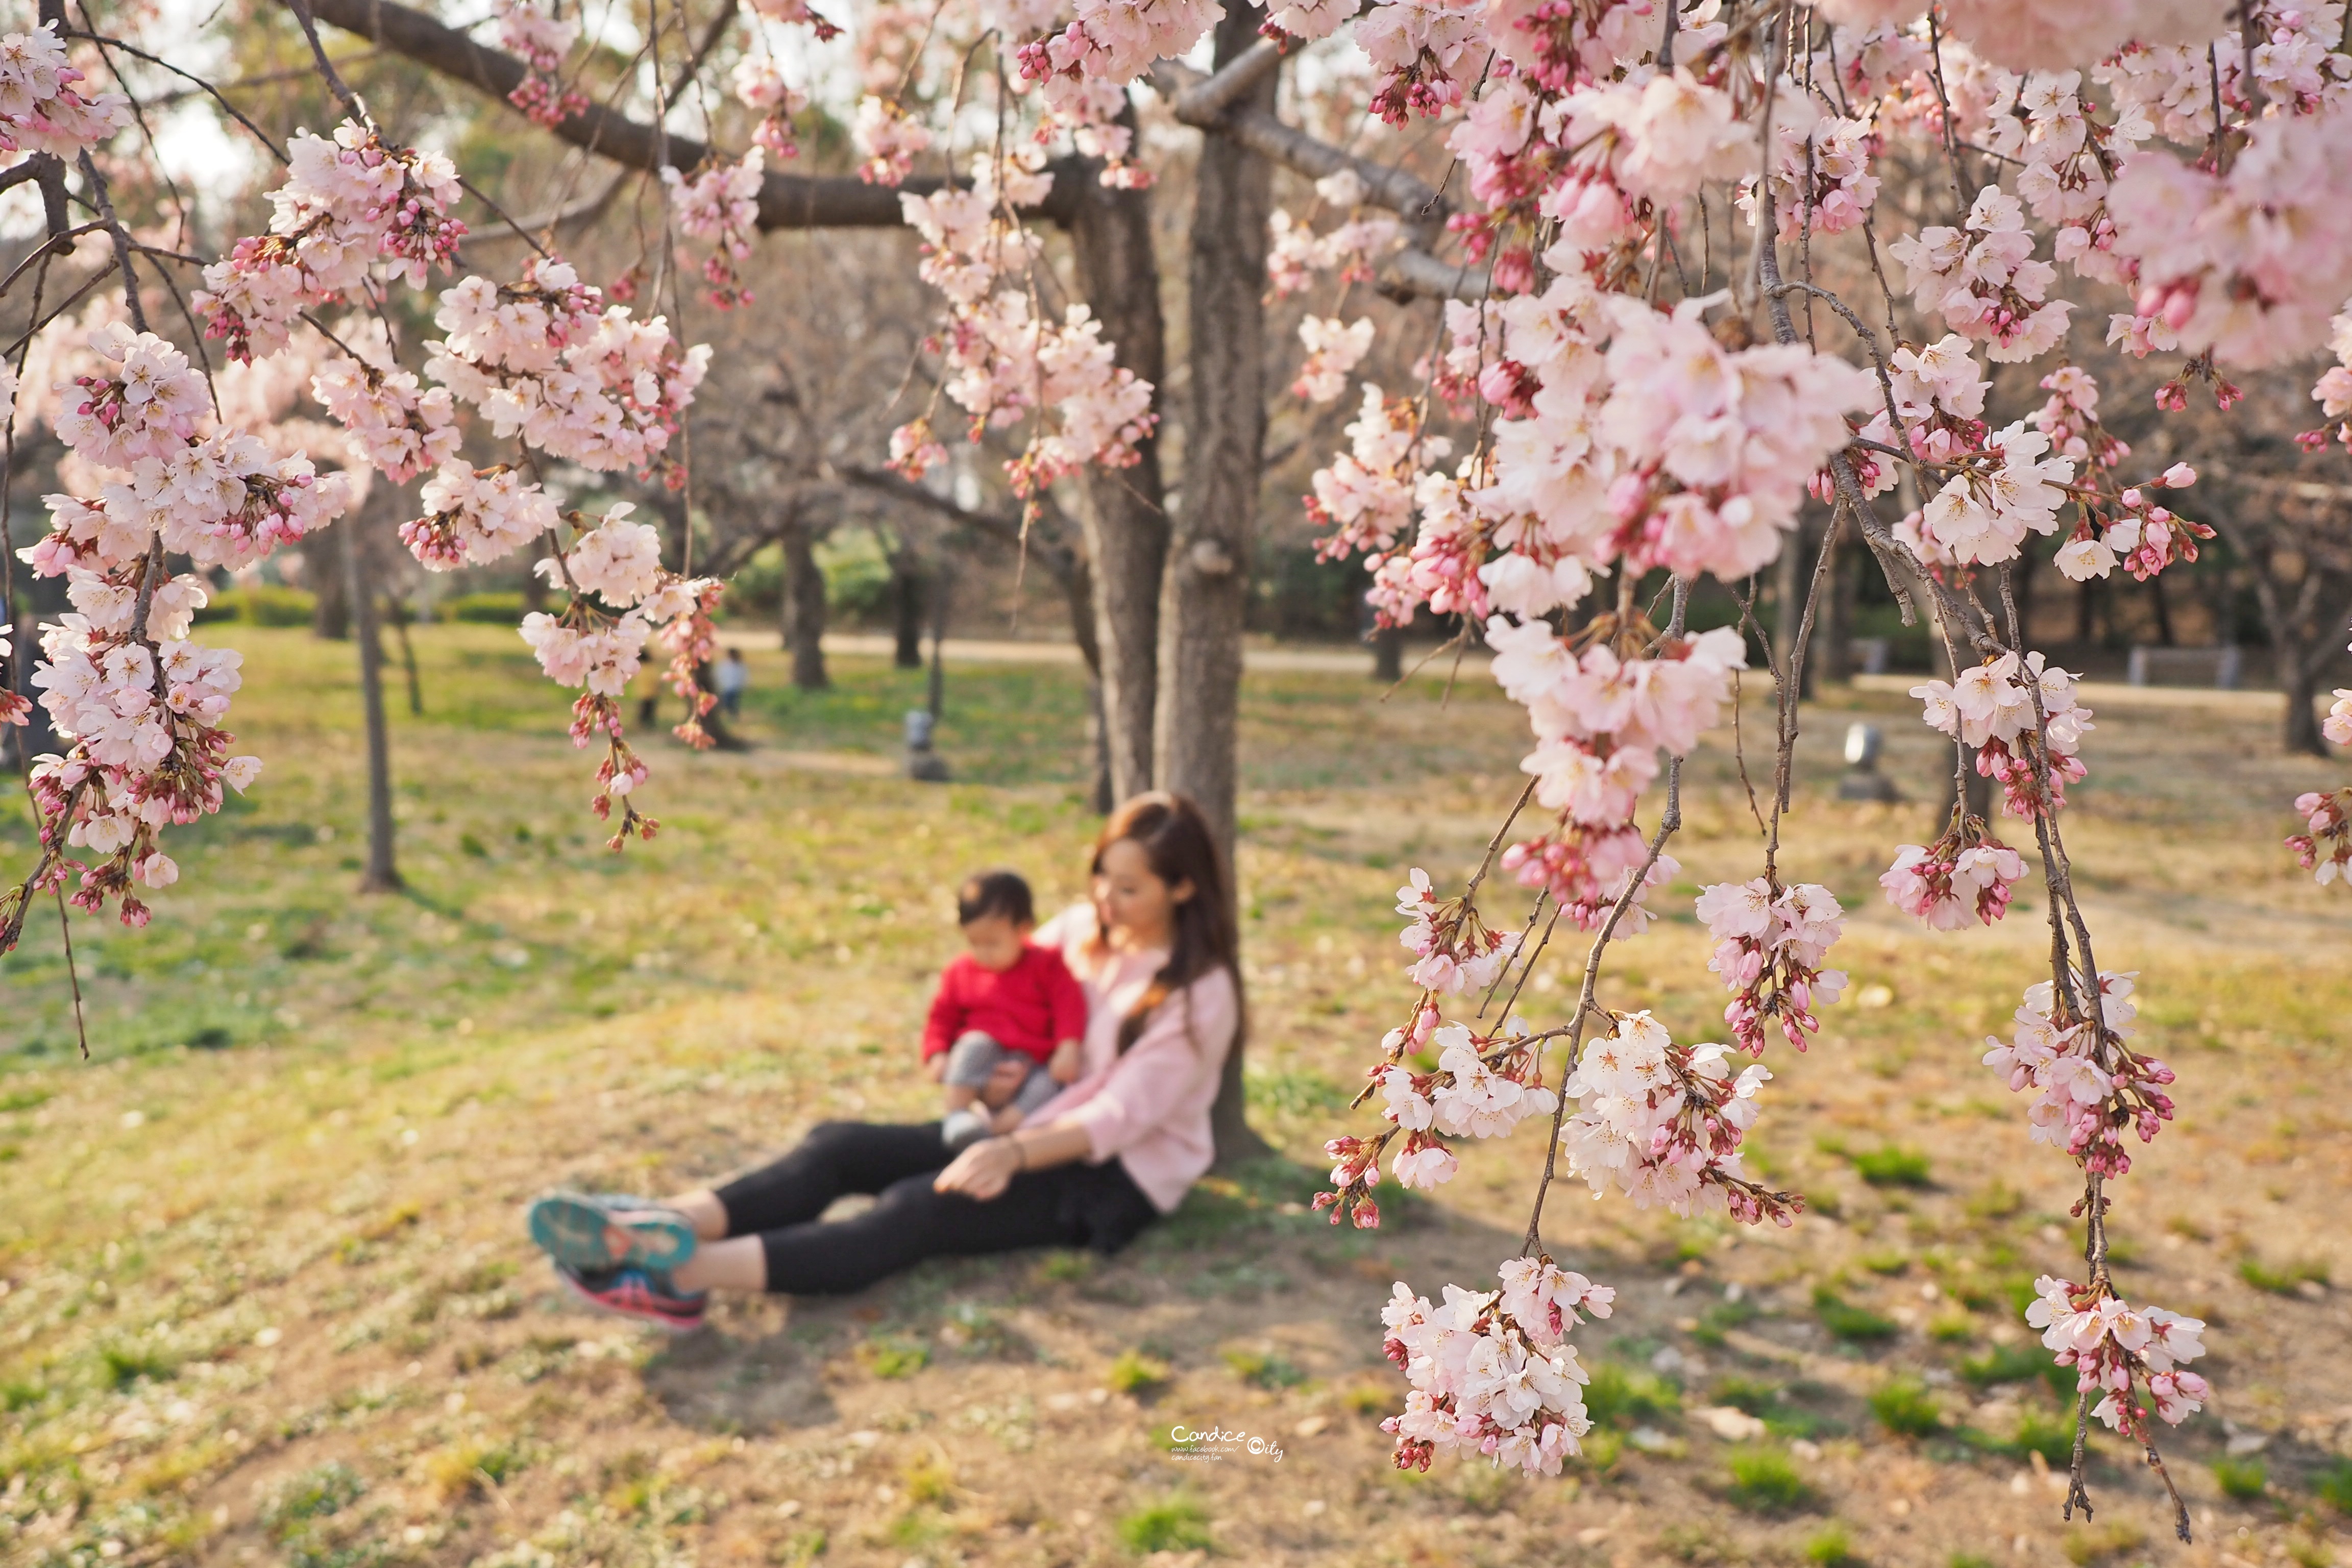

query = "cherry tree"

[{"left": 9, "top": 0, "right": 2352, "bottom": 1540}]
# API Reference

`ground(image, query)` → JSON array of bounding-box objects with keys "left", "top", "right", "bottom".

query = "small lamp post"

[
  {"left": 1836, "top": 721, "right": 1900, "bottom": 802},
  {"left": 904, "top": 708, "right": 950, "bottom": 782}
]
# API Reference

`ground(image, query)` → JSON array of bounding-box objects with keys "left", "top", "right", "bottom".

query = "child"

[{"left": 925, "top": 869, "right": 1087, "bottom": 1149}]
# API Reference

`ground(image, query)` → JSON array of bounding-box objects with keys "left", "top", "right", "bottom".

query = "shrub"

[
  {"left": 198, "top": 584, "right": 316, "bottom": 627},
  {"left": 1850, "top": 1146, "right": 1933, "bottom": 1187},
  {"left": 1107, "top": 1349, "right": 1171, "bottom": 1396},
  {"left": 816, "top": 526, "right": 895, "bottom": 617},
  {"left": 1869, "top": 1377, "right": 1943, "bottom": 1437},
  {"left": 1725, "top": 1445, "right": 1811, "bottom": 1512},
  {"left": 1116, "top": 1495, "right": 1211, "bottom": 1555},
  {"left": 443, "top": 591, "right": 529, "bottom": 624},
  {"left": 2210, "top": 1456, "right": 2268, "bottom": 1501},
  {"left": 1812, "top": 1288, "right": 1898, "bottom": 1342}
]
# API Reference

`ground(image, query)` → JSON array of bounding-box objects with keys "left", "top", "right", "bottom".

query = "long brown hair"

[{"left": 1094, "top": 793, "right": 1239, "bottom": 1053}]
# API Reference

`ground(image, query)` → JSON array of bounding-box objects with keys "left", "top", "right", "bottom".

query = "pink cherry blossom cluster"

[
  {"left": 1265, "top": 171, "right": 1403, "bottom": 297},
  {"left": 1486, "top": 619, "right": 1750, "bottom": 930},
  {"left": 1357, "top": 0, "right": 1492, "bottom": 125},
  {"left": 309, "top": 352, "right": 461, "bottom": 485},
  {"left": 1012, "top": 0, "right": 1223, "bottom": 110},
  {"left": 852, "top": 96, "right": 933, "bottom": 187},
  {"left": 401, "top": 463, "right": 557, "bottom": 570},
  {"left": 1886, "top": 185, "right": 2072, "bottom": 363},
  {"left": 2026, "top": 1275, "right": 2208, "bottom": 1436},
  {"left": 1393, "top": 866, "right": 1522, "bottom": 997},
  {"left": 518, "top": 504, "right": 724, "bottom": 846},
  {"left": 2109, "top": 99, "right": 2352, "bottom": 369},
  {"left": 1373, "top": 1021, "right": 1558, "bottom": 1193},
  {"left": 1695, "top": 877, "right": 1849, "bottom": 1056},
  {"left": 0, "top": 20, "right": 128, "bottom": 160},
  {"left": 192, "top": 120, "right": 466, "bottom": 362},
  {"left": 664, "top": 149, "right": 765, "bottom": 309},
  {"left": 891, "top": 159, "right": 1155, "bottom": 502},
  {"left": 745, "top": 0, "right": 841, "bottom": 39},
  {"left": 1291, "top": 315, "right": 1375, "bottom": 404},
  {"left": 2288, "top": 787, "right": 2352, "bottom": 886},
  {"left": 1380, "top": 1258, "right": 1613, "bottom": 1476},
  {"left": 731, "top": 55, "right": 808, "bottom": 160},
  {"left": 495, "top": 0, "right": 589, "bottom": 127},
  {"left": 2301, "top": 307, "right": 2352, "bottom": 454},
  {"left": 1735, "top": 100, "right": 1881, "bottom": 242},
  {"left": 419, "top": 257, "right": 709, "bottom": 487},
  {"left": 1558, "top": 1010, "right": 1797, "bottom": 1226},
  {"left": 0, "top": 327, "right": 335, "bottom": 945},
  {"left": 1306, "top": 387, "right": 1452, "bottom": 564},
  {"left": 1851, "top": 332, "right": 1990, "bottom": 498},
  {"left": 1880, "top": 813, "right": 2027, "bottom": 928},
  {"left": 1910, "top": 652, "right": 2093, "bottom": 819},
  {"left": 1982, "top": 970, "right": 2176, "bottom": 1178}
]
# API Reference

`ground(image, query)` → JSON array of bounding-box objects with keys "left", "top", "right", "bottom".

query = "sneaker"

[
  {"left": 940, "top": 1107, "right": 994, "bottom": 1151},
  {"left": 527, "top": 1191, "right": 698, "bottom": 1273},
  {"left": 553, "top": 1261, "right": 707, "bottom": 1333}
]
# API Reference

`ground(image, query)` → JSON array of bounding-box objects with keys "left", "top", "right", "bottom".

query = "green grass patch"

[
  {"left": 856, "top": 1335, "right": 929, "bottom": 1380},
  {"left": 1690, "top": 1297, "right": 1760, "bottom": 1346},
  {"left": 1868, "top": 1377, "right": 1943, "bottom": 1437},
  {"left": 1958, "top": 1341, "right": 2055, "bottom": 1389},
  {"left": 1804, "top": 1521, "right": 1859, "bottom": 1566},
  {"left": 2211, "top": 1456, "right": 2267, "bottom": 1501},
  {"left": 1584, "top": 1360, "right": 1681, "bottom": 1428},
  {"left": 1724, "top": 1445, "right": 1812, "bottom": 1512},
  {"left": 1812, "top": 1287, "right": 1898, "bottom": 1342},
  {"left": 2238, "top": 1256, "right": 2330, "bottom": 1294},
  {"left": 1848, "top": 1145, "right": 1933, "bottom": 1187},
  {"left": 2318, "top": 1458, "right": 2352, "bottom": 1512},
  {"left": 1117, "top": 1495, "right": 1212, "bottom": 1555},
  {"left": 1222, "top": 1346, "right": 1307, "bottom": 1390}
]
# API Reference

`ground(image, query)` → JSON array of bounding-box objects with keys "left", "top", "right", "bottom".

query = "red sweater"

[{"left": 921, "top": 944, "right": 1090, "bottom": 1063}]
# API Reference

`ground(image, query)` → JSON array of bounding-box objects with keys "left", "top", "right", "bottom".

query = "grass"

[
  {"left": 1222, "top": 1345, "right": 1307, "bottom": 1390},
  {"left": 2063, "top": 1520, "right": 2148, "bottom": 1565},
  {"left": 4, "top": 626, "right": 2351, "bottom": 1566},
  {"left": 1117, "top": 1494, "right": 1212, "bottom": 1554},
  {"left": 1867, "top": 1377, "right": 1943, "bottom": 1437},
  {"left": 1724, "top": 1446, "right": 1812, "bottom": 1512},
  {"left": 2211, "top": 1456, "right": 2268, "bottom": 1501},
  {"left": 1107, "top": 1349, "right": 1172, "bottom": 1396},
  {"left": 1848, "top": 1145, "right": 1934, "bottom": 1188},
  {"left": 2238, "top": 1256, "right": 2331, "bottom": 1294},
  {"left": 1805, "top": 1521, "right": 1860, "bottom": 1566},
  {"left": 1812, "top": 1288, "right": 1900, "bottom": 1342},
  {"left": 2318, "top": 1459, "right": 2352, "bottom": 1512}
]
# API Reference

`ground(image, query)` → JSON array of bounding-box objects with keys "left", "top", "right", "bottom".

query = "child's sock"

[{"left": 941, "top": 1106, "right": 993, "bottom": 1150}]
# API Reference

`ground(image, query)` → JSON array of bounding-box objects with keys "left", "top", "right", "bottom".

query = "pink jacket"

[{"left": 1026, "top": 903, "right": 1239, "bottom": 1213}]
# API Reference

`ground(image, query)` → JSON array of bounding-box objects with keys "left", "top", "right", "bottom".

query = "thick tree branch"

[{"left": 286, "top": 0, "right": 1079, "bottom": 230}]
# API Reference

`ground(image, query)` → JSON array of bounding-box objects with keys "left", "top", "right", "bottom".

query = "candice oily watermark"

[{"left": 1166, "top": 1424, "right": 1284, "bottom": 1463}]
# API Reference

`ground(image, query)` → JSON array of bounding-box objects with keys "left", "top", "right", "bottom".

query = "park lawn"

[{"left": 1, "top": 624, "right": 2350, "bottom": 1568}]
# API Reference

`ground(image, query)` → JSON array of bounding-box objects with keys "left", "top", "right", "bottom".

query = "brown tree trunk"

[
  {"left": 781, "top": 518, "right": 828, "bottom": 690},
  {"left": 344, "top": 504, "right": 402, "bottom": 893},
  {"left": 1820, "top": 512, "right": 1856, "bottom": 683},
  {"left": 1775, "top": 517, "right": 1808, "bottom": 697},
  {"left": 890, "top": 534, "right": 925, "bottom": 670},
  {"left": 309, "top": 525, "right": 350, "bottom": 639},
  {"left": 1162, "top": 0, "right": 1276, "bottom": 1168},
  {"left": 1067, "top": 106, "right": 1169, "bottom": 805}
]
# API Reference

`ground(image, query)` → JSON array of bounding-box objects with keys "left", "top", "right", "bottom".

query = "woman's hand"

[{"left": 933, "top": 1136, "right": 1022, "bottom": 1202}]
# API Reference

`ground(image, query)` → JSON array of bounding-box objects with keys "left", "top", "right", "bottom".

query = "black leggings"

[{"left": 712, "top": 1120, "right": 1161, "bottom": 1294}]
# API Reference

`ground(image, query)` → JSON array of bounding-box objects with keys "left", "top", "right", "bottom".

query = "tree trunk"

[
  {"left": 1160, "top": 0, "right": 1276, "bottom": 1169},
  {"left": 1068, "top": 110, "right": 1170, "bottom": 806},
  {"left": 781, "top": 519, "right": 828, "bottom": 690},
  {"left": 2281, "top": 625, "right": 2328, "bottom": 756},
  {"left": 927, "top": 567, "right": 950, "bottom": 722},
  {"left": 1371, "top": 624, "right": 1404, "bottom": 683},
  {"left": 344, "top": 508, "right": 402, "bottom": 893},
  {"left": 891, "top": 538, "right": 925, "bottom": 670},
  {"left": 1775, "top": 517, "right": 1808, "bottom": 697},
  {"left": 309, "top": 525, "right": 351, "bottom": 640},
  {"left": 384, "top": 595, "right": 425, "bottom": 716}
]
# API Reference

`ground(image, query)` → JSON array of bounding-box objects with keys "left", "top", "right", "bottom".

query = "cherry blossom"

[
  {"left": 1697, "top": 877, "right": 1848, "bottom": 1055},
  {"left": 0, "top": 21, "right": 128, "bottom": 161},
  {"left": 2288, "top": 788, "right": 2352, "bottom": 885},
  {"left": 1910, "top": 652, "right": 2094, "bottom": 819},
  {"left": 665, "top": 149, "right": 765, "bottom": 308},
  {"left": 1381, "top": 1258, "right": 1611, "bottom": 1476},
  {"left": 1982, "top": 971, "right": 2175, "bottom": 1178},
  {"left": 1292, "top": 315, "right": 1376, "bottom": 404},
  {"left": 852, "top": 96, "right": 933, "bottom": 186},
  {"left": 192, "top": 120, "right": 465, "bottom": 361},
  {"left": 1881, "top": 815, "right": 2027, "bottom": 928},
  {"left": 496, "top": 0, "right": 589, "bottom": 127},
  {"left": 1557, "top": 1010, "right": 1797, "bottom": 1226},
  {"left": 1886, "top": 186, "right": 2073, "bottom": 363},
  {"left": 2026, "top": 1275, "right": 2209, "bottom": 1435}
]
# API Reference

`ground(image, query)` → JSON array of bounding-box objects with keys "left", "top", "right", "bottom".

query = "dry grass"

[{"left": 1, "top": 625, "right": 2349, "bottom": 1567}]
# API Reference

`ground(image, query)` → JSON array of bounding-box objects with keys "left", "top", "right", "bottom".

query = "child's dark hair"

[{"left": 956, "top": 868, "right": 1034, "bottom": 927}]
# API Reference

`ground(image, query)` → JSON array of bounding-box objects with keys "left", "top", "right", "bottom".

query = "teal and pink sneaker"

[
  {"left": 553, "top": 1261, "right": 707, "bottom": 1333},
  {"left": 526, "top": 1191, "right": 698, "bottom": 1273}
]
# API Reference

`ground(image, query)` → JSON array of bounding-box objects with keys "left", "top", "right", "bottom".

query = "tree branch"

[{"left": 285, "top": 0, "right": 1081, "bottom": 230}]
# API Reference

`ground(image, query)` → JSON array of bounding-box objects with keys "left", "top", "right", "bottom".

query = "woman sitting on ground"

[{"left": 525, "top": 792, "right": 1241, "bottom": 1329}]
